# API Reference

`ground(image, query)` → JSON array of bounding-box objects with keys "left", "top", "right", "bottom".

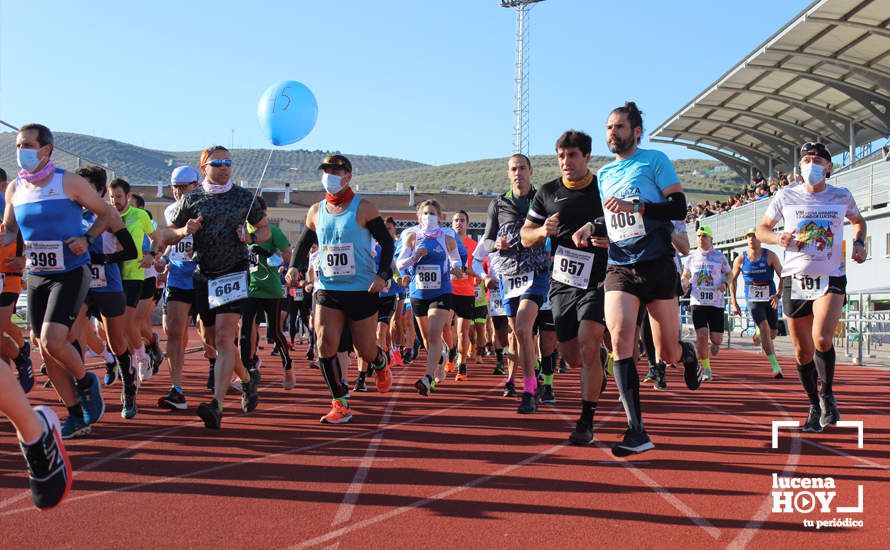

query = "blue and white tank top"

[
  {"left": 163, "top": 202, "right": 196, "bottom": 290},
  {"left": 315, "top": 196, "right": 375, "bottom": 292},
  {"left": 13, "top": 169, "right": 89, "bottom": 275},
  {"left": 409, "top": 233, "right": 451, "bottom": 300},
  {"left": 82, "top": 212, "right": 122, "bottom": 293},
  {"left": 741, "top": 250, "right": 776, "bottom": 301}
]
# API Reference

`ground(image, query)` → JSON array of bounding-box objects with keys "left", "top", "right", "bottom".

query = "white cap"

[{"left": 170, "top": 165, "right": 199, "bottom": 184}]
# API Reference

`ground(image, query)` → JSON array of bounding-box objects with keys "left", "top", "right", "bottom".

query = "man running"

[
  {"left": 729, "top": 228, "right": 784, "bottom": 379},
  {"left": 756, "top": 141, "right": 866, "bottom": 432},
  {"left": 522, "top": 132, "right": 608, "bottom": 444},
  {"left": 574, "top": 102, "right": 699, "bottom": 456},
  {"left": 681, "top": 226, "right": 731, "bottom": 382}
]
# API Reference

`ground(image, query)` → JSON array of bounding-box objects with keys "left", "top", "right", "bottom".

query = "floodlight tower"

[{"left": 501, "top": 0, "right": 545, "bottom": 155}]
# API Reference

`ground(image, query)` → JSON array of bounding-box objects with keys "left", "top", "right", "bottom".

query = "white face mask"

[
  {"left": 421, "top": 214, "right": 439, "bottom": 231},
  {"left": 800, "top": 163, "right": 825, "bottom": 185},
  {"left": 322, "top": 172, "right": 343, "bottom": 194}
]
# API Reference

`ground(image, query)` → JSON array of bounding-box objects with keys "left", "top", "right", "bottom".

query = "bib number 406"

[{"left": 610, "top": 212, "right": 637, "bottom": 229}]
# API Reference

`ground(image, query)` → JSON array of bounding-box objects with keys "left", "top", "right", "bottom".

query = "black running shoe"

[
  {"left": 517, "top": 392, "right": 537, "bottom": 414},
  {"left": 415, "top": 375, "right": 432, "bottom": 396},
  {"left": 353, "top": 376, "right": 368, "bottom": 392},
  {"left": 643, "top": 365, "right": 657, "bottom": 383},
  {"left": 802, "top": 405, "right": 823, "bottom": 433},
  {"left": 121, "top": 383, "right": 138, "bottom": 419},
  {"left": 197, "top": 400, "right": 222, "bottom": 429},
  {"left": 492, "top": 361, "right": 506, "bottom": 376},
  {"left": 540, "top": 384, "right": 556, "bottom": 404},
  {"left": 819, "top": 395, "right": 840, "bottom": 428},
  {"left": 653, "top": 362, "right": 667, "bottom": 391},
  {"left": 611, "top": 428, "right": 654, "bottom": 457},
  {"left": 103, "top": 362, "right": 117, "bottom": 386},
  {"left": 558, "top": 358, "right": 569, "bottom": 374},
  {"left": 503, "top": 380, "right": 517, "bottom": 397},
  {"left": 16, "top": 354, "right": 34, "bottom": 394},
  {"left": 20, "top": 406, "right": 72, "bottom": 510},
  {"left": 569, "top": 420, "right": 593, "bottom": 445},
  {"left": 680, "top": 341, "right": 702, "bottom": 390},
  {"left": 158, "top": 387, "right": 187, "bottom": 410},
  {"left": 241, "top": 371, "right": 259, "bottom": 413}
]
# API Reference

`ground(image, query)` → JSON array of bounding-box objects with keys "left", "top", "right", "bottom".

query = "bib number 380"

[{"left": 208, "top": 271, "right": 248, "bottom": 308}]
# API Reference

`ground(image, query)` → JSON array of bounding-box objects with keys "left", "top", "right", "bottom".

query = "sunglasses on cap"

[
  {"left": 800, "top": 142, "right": 831, "bottom": 161},
  {"left": 322, "top": 156, "right": 348, "bottom": 167},
  {"left": 172, "top": 183, "right": 194, "bottom": 190},
  {"left": 203, "top": 159, "right": 232, "bottom": 168}
]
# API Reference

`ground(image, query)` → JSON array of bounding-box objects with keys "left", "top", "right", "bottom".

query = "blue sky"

[{"left": 0, "top": 0, "right": 809, "bottom": 166}]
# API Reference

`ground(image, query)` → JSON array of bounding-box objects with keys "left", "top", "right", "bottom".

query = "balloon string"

[{"left": 246, "top": 149, "right": 274, "bottom": 225}]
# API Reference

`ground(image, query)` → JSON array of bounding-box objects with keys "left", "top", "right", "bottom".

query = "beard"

[{"left": 608, "top": 135, "right": 634, "bottom": 155}]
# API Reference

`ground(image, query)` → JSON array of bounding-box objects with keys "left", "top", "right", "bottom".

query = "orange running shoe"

[
  {"left": 391, "top": 349, "right": 403, "bottom": 367},
  {"left": 320, "top": 400, "right": 352, "bottom": 424},
  {"left": 454, "top": 363, "right": 468, "bottom": 381},
  {"left": 375, "top": 365, "right": 393, "bottom": 393},
  {"left": 445, "top": 361, "right": 455, "bottom": 373}
]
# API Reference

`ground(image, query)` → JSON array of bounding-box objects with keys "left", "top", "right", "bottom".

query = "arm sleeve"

[
  {"left": 643, "top": 192, "right": 687, "bottom": 221},
  {"left": 290, "top": 228, "right": 318, "bottom": 271},
  {"left": 395, "top": 233, "right": 417, "bottom": 272},
  {"left": 447, "top": 239, "right": 462, "bottom": 270},
  {"left": 366, "top": 217, "right": 394, "bottom": 278},
  {"left": 482, "top": 198, "right": 499, "bottom": 253},
  {"left": 99, "top": 228, "right": 138, "bottom": 264}
]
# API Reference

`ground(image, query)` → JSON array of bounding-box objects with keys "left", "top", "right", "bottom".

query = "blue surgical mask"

[
  {"left": 16, "top": 148, "right": 41, "bottom": 172},
  {"left": 321, "top": 172, "right": 343, "bottom": 194},
  {"left": 801, "top": 163, "right": 825, "bottom": 185}
]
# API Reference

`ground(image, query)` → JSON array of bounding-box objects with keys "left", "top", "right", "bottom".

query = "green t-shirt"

[
  {"left": 120, "top": 205, "right": 154, "bottom": 281},
  {"left": 248, "top": 223, "right": 290, "bottom": 298}
]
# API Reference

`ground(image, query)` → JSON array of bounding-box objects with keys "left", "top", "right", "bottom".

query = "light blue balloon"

[{"left": 257, "top": 80, "right": 318, "bottom": 146}]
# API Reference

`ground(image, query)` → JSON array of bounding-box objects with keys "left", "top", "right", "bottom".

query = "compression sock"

[
  {"left": 495, "top": 348, "right": 504, "bottom": 362},
  {"left": 320, "top": 355, "right": 348, "bottom": 399},
  {"left": 116, "top": 351, "right": 134, "bottom": 386},
  {"left": 795, "top": 361, "right": 820, "bottom": 406},
  {"left": 71, "top": 340, "right": 83, "bottom": 360},
  {"left": 768, "top": 354, "right": 781, "bottom": 371},
  {"left": 523, "top": 375, "right": 538, "bottom": 394},
  {"left": 581, "top": 400, "right": 597, "bottom": 424},
  {"left": 814, "top": 347, "right": 836, "bottom": 397},
  {"left": 612, "top": 357, "right": 643, "bottom": 432}
]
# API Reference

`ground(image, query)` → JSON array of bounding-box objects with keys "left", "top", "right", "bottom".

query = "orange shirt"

[{"left": 451, "top": 236, "right": 478, "bottom": 297}]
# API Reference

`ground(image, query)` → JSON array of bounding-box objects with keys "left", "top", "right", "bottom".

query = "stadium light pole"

[{"left": 500, "top": 0, "right": 545, "bottom": 155}]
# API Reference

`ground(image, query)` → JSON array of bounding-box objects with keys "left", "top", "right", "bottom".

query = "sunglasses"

[
  {"left": 204, "top": 159, "right": 232, "bottom": 168},
  {"left": 172, "top": 183, "right": 193, "bottom": 190},
  {"left": 800, "top": 142, "right": 830, "bottom": 158}
]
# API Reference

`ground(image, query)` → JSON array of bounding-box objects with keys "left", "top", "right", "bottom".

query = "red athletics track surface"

[{"left": 0, "top": 333, "right": 888, "bottom": 549}]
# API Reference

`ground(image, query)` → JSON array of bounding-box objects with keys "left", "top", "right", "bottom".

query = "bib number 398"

[
  {"left": 208, "top": 271, "right": 248, "bottom": 308},
  {"left": 25, "top": 241, "right": 66, "bottom": 273},
  {"left": 791, "top": 275, "right": 827, "bottom": 301}
]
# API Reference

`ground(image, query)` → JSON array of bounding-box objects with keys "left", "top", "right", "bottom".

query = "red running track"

[{"left": 0, "top": 334, "right": 888, "bottom": 549}]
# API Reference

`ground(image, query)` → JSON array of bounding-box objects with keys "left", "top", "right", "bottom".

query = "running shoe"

[
  {"left": 568, "top": 419, "right": 594, "bottom": 445},
  {"left": 20, "top": 406, "right": 72, "bottom": 510},
  {"left": 643, "top": 365, "right": 657, "bottom": 383},
  {"left": 305, "top": 348, "right": 315, "bottom": 361},
  {"left": 158, "top": 387, "right": 187, "bottom": 411},
  {"left": 375, "top": 364, "right": 392, "bottom": 393},
  {"left": 76, "top": 372, "right": 105, "bottom": 425},
  {"left": 702, "top": 367, "right": 713, "bottom": 382},
  {"left": 16, "top": 352, "right": 34, "bottom": 394},
  {"left": 310, "top": 360, "right": 320, "bottom": 369},
  {"left": 680, "top": 341, "right": 702, "bottom": 390},
  {"left": 415, "top": 375, "right": 433, "bottom": 396},
  {"left": 121, "top": 383, "right": 138, "bottom": 419},
  {"left": 60, "top": 416, "right": 91, "bottom": 439},
  {"left": 148, "top": 344, "right": 164, "bottom": 376},
  {"left": 653, "top": 362, "right": 667, "bottom": 391},
  {"left": 353, "top": 376, "right": 368, "bottom": 392},
  {"left": 206, "top": 366, "right": 215, "bottom": 391},
  {"left": 241, "top": 371, "right": 259, "bottom": 413},
  {"left": 540, "top": 384, "right": 556, "bottom": 404},
  {"left": 402, "top": 347, "right": 414, "bottom": 364},
  {"left": 802, "top": 404, "right": 823, "bottom": 432},
  {"left": 493, "top": 359, "right": 505, "bottom": 376},
  {"left": 197, "top": 400, "right": 222, "bottom": 429},
  {"left": 320, "top": 400, "right": 352, "bottom": 424},
  {"left": 271, "top": 344, "right": 281, "bottom": 357},
  {"left": 391, "top": 349, "right": 403, "bottom": 367},
  {"left": 772, "top": 365, "right": 784, "bottom": 379},
  {"left": 517, "top": 392, "right": 537, "bottom": 414},
  {"left": 709, "top": 342, "right": 720, "bottom": 357},
  {"left": 103, "top": 362, "right": 117, "bottom": 386},
  {"left": 611, "top": 428, "right": 654, "bottom": 457},
  {"left": 503, "top": 380, "right": 517, "bottom": 397},
  {"left": 455, "top": 363, "right": 468, "bottom": 381},
  {"left": 752, "top": 327, "right": 762, "bottom": 346},
  {"left": 445, "top": 361, "right": 455, "bottom": 373},
  {"left": 283, "top": 367, "right": 296, "bottom": 390},
  {"left": 819, "top": 395, "right": 840, "bottom": 428},
  {"left": 558, "top": 358, "right": 569, "bottom": 374}
]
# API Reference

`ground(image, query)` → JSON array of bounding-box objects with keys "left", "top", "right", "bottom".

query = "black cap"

[
  {"left": 318, "top": 154, "right": 352, "bottom": 173},
  {"left": 800, "top": 142, "right": 832, "bottom": 163}
]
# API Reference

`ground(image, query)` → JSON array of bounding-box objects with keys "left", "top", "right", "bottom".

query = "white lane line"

[
  {"left": 331, "top": 373, "right": 405, "bottom": 526},
  {"left": 285, "top": 405, "right": 622, "bottom": 550},
  {"left": 0, "top": 382, "right": 503, "bottom": 518}
]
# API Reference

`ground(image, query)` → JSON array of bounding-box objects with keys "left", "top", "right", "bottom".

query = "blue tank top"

[
  {"left": 315, "top": 196, "right": 375, "bottom": 292},
  {"left": 82, "top": 212, "right": 122, "bottom": 293},
  {"left": 741, "top": 249, "right": 776, "bottom": 298},
  {"left": 409, "top": 232, "right": 451, "bottom": 300},
  {"left": 13, "top": 169, "right": 89, "bottom": 275},
  {"left": 163, "top": 202, "right": 196, "bottom": 290}
]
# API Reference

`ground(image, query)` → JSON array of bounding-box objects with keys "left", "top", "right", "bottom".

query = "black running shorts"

[
  {"left": 411, "top": 294, "right": 453, "bottom": 318},
  {"left": 27, "top": 265, "right": 90, "bottom": 329},
  {"left": 781, "top": 275, "right": 846, "bottom": 319},
  {"left": 604, "top": 257, "right": 678, "bottom": 304},
  {"left": 691, "top": 305, "right": 725, "bottom": 333},
  {"left": 316, "top": 289, "right": 379, "bottom": 322},
  {"left": 549, "top": 279, "right": 605, "bottom": 342}
]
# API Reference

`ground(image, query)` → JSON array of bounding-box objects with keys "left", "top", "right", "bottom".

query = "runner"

[
  {"left": 755, "top": 141, "right": 867, "bottom": 432},
  {"left": 521, "top": 134, "right": 609, "bottom": 444},
  {"left": 128, "top": 193, "right": 165, "bottom": 376},
  {"left": 681, "top": 226, "right": 731, "bottom": 382},
  {"left": 574, "top": 102, "right": 699, "bottom": 456},
  {"left": 167, "top": 145, "right": 269, "bottom": 429},
  {"left": 482, "top": 155, "right": 550, "bottom": 412},
  {"left": 396, "top": 200, "right": 463, "bottom": 395},
  {"left": 0, "top": 167, "right": 32, "bottom": 393},
  {"left": 286, "top": 154, "right": 393, "bottom": 423},
  {"left": 2, "top": 123, "right": 112, "bottom": 436},
  {"left": 450, "top": 210, "right": 478, "bottom": 381},
  {"left": 729, "top": 228, "right": 784, "bottom": 379}
]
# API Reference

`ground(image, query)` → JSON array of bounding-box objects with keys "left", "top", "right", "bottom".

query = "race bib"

[
  {"left": 747, "top": 284, "right": 770, "bottom": 302},
  {"left": 320, "top": 244, "right": 356, "bottom": 277},
  {"left": 474, "top": 285, "right": 484, "bottom": 302},
  {"left": 415, "top": 264, "right": 441, "bottom": 290},
  {"left": 89, "top": 264, "right": 107, "bottom": 288},
  {"left": 691, "top": 286, "right": 720, "bottom": 307},
  {"left": 552, "top": 246, "right": 593, "bottom": 289},
  {"left": 292, "top": 287, "right": 304, "bottom": 301},
  {"left": 169, "top": 236, "right": 193, "bottom": 263},
  {"left": 25, "top": 240, "right": 65, "bottom": 273},
  {"left": 208, "top": 271, "right": 248, "bottom": 308},
  {"left": 791, "top": 275, "right": 827, "bottom": 301},
  {"left": 605, "top": 208, "right": 645, "bottom": 242},
  {"left": 488, "top": 291, "right": 506, "bottom": 317},
  {"left": 502, "top": 271, "right": 534, "bottom": 299}
]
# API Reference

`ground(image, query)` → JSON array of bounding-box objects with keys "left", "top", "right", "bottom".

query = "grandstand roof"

[{"left": 650, "top": 0, "right": 890, "bottom": 177}]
